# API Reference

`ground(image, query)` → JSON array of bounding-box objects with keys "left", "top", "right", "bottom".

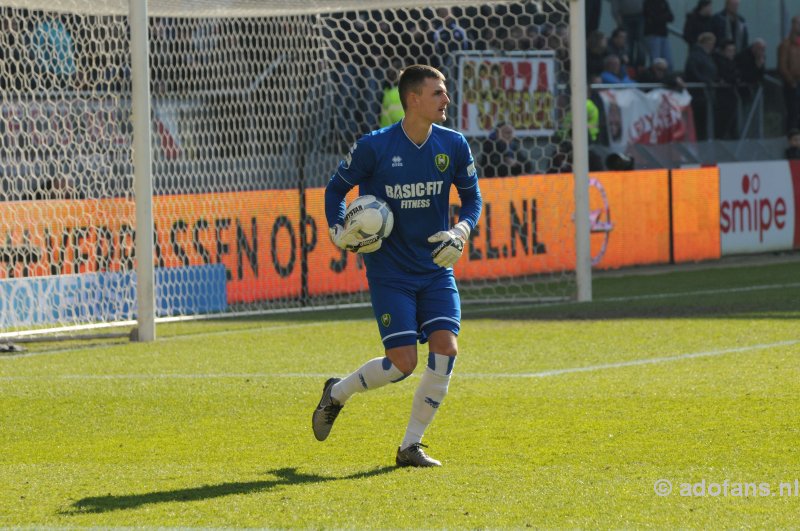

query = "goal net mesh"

[{"left": 0, "top": 0, "right": 576, "bottom": 338}]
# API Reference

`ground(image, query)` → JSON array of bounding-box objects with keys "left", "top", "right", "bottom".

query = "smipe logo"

[{"left": 720, "top": 174, "right": 788, "bottom": 242}]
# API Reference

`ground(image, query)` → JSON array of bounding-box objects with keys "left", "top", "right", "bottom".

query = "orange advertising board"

[
  {"left": 670, "top": 167, "right": 721, "bottom": 262},
  {"left": 1, "top": 169, "right": 679, "bottom": 307},
  {"left": 587, "top": 170, "right": 671, "bottom": 269},
  {"left": 152, "top": 190, "right": 302, "bottom": 303},
  {"left": 454, "top": 174, "right": 576, "bottom": 279},
  {"left": 0, "top": 198, "right": 136, "bottom": 279},
  {"left": 0, "top": 191, "right": 303, "bottom": 303}
]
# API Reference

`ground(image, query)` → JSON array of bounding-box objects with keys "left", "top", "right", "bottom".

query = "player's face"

[{"left": 418, "top": 78, "right": 450, "bottom": 123}]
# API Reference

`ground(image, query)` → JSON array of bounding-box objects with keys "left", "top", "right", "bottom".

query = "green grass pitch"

[{"left": 1, "top": 258, "right": 799, "bottom": 528}]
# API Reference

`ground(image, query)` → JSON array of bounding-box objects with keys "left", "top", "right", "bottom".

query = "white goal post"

[{"left": 0, "top": 0, "right": 591, "bottom": 343}]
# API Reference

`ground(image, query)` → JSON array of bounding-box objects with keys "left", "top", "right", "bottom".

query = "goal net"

[{"left": 0, "top": 0, "right": 584, "bottom": 341}]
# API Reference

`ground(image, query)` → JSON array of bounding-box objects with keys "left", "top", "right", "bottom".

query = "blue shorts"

[{"left": 368, "top": 269, "right": 461, "bottom": 349}]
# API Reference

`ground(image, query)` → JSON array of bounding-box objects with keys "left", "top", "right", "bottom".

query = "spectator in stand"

[
  {"left": 643, "top": 0, "right": 674, "bottom": 69},
  {"left": 712, "top": 0, "right": 748, "bottom": 54},
  {"left": 683, "top": 0, "right": 714, "bottom": 48},
  {"left": 586, "top": 0, "right": 602, "bottom": 37},
  {"left": 713, "top": 39, "right": 740, "bottom": 139},
  {"left": 736, "top": 38, "right": 766, "bottom": 111},
  {"left": 480, "top": 122, "right": 534, "bottom": 178},
  {"left": 778, "top": 15, "right": 800, "bottom": 132},
  {"left": 610, "top": 0, "right": 645, "bottom": 67},
  {"left": 785, "top": 129, "right": 800, "bottom": 159},
  {"left": 430, "top": 7, "right": 471, "bottom": 70},
  {"left": 638, "top": 57, "right": 686, "bottom": 89},
  {"left": 600, "top": 54, "right": 634, "bottom": 84},
  {"left": 607, "top": 28, "right": 631, "bottom": 70},
  {"left": 588, "top": 75, "right": 609, "bottom": 146},
  {"left": 586, "top": 30, "right": 608, "bottom": 78},
  {"left": 31, "top": 13, "right": 77, "bottom": 89},
  {"left": 684, "top": 32, "right": 718, "bottom": 140},
  {"left": 380, "top": 58, "right": 404, "bottom": 128}
]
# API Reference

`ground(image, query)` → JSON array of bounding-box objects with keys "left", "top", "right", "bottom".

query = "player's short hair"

[{"left": 398, "top": 64, "right": 445, "bottom": 110}]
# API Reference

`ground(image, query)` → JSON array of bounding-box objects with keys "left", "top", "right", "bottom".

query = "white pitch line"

[
  {"left": 2, "top": 280, "right": 798, "bottom": 360},
  {"left": 1, "top": 339, "right": 796, "bottom": 382},
  {"left": 464, "top": 339, "right": 800, "bottom": 378}
]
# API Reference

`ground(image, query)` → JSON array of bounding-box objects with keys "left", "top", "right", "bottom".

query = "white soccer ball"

[{"left": 344, "top": 195, "right": 394, "bottom": 247}]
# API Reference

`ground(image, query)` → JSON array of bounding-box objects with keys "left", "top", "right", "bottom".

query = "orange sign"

[
  {"left": 0, "top": 192, "right": 303, "bottom": 303},
  {"left": 670, "top": 167, "right": 721, "bottom": 262},
  {"left": 152, "top": 190, "right": 302, "bottom": 303},
  {"left": 587, "top": 170, "right": 671, "bottom": 269},
  {"left": 1, "top": 169, "right": 686, "bottom": 306},
  {"left": 454, "top": 174, "right": 576, "bottom": 279}
]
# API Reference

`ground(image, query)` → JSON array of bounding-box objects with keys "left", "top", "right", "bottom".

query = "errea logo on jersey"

[{"left": 392, "top": 156, "right": 403, "bottom": 168}]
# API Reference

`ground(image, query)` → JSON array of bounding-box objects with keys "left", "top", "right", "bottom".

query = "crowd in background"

[
  {"left": 586, "top": 0, "right": 800, "bottom": 144},
  {"left": 2, "top": 1, "right": 800, "bottom": 194}
]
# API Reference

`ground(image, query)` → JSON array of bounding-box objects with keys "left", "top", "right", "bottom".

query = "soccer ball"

[{"left": 344, "top": 195, "right": 394, "bottom": 247}]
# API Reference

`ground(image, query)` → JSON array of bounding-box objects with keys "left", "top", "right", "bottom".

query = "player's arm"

[
  {"left": 429, "top": 138, "right": 483, "bottom": 268},
  {"left": 325, "top": 139, "right": 380, "bottom": 252}
]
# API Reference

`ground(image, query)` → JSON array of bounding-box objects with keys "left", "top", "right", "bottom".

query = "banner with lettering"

[
  {"left": 599, "top": 88, "right": 694, "bottom": 151},
  {"left": 456, "top": 54, "right": 557, "bottom": 137}
]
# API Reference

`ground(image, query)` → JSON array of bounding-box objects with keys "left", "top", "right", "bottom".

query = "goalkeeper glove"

[
  {"left": 428, "top": 221, "right": 470, "bottom": 268},
  {"left": 329, "top": 223, "right": 383, "bottom": 254}
]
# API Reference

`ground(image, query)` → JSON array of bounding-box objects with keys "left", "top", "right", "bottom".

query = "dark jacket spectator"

[
  {"left": 585, "top": 0, "right": 602, "bottom": 36},
  {"left": 684, "top": 32, "right": 718, "bottom": 140},
  {"left": 586, "top": 30, "right": 608, "bottom": 77},
  {"left": 643, "top": 0, "right": 673, "bottom": 37},
  {"left": 736, "top": 39, "right": 766, "bottom": 86},
  {"left": 643, "top": 0, "right": 674, "bottom": 68},
  {"left": 778, "top": 16, "right": 800, "bottom": 132},
  {"left": 683, "top": 0, "right": 714, "bottom": 47},
  {"left": 736, "top": 38, "right": 766, "bottom": 103},
  {"left": 713, "top": 40, "right": 740, "bottom": 139},
  {"left": 607, "top": 28, "right": 630, "bottom": 68},
  {"left": 610, "top": 0, "right": 645, "bottom": 66},
  {"left": 684, "top": 34, "right": 718, "bottom": 85},
  {"left": 711, "top": 0, "right": 748, "bottom": 54}
]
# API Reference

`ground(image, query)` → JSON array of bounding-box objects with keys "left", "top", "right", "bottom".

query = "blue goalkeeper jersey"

[{"left": 325, "top": 121, "right": 482, "bottom": 278}]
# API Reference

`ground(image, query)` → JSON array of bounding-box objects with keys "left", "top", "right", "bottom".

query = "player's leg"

[
  {"left": 312, "top": 278, "right": 417, "bottom": 442},
  {"left": 396, "top": 271, "right": 460, "bottom": 467}
]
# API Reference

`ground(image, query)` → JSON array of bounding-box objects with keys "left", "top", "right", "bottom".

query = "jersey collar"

[{"left": 400, "top": 119, "right": 432, "bottom": 149}]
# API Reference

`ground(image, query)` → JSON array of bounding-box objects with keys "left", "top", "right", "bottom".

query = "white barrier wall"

[{"left": 719, "top": 161, "right": 799, "bottom": 255}]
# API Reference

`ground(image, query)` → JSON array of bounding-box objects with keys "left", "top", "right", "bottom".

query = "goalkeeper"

[{"left": 314, "top": 64, "right": 482, "bottom": 467}]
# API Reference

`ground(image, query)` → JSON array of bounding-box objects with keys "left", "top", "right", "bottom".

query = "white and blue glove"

[
  {"left": 329, "top": 223, "right": 382, "bottom": 254},
  {"left": 428, "top": 221, "right": 470, "bottom": 268}
]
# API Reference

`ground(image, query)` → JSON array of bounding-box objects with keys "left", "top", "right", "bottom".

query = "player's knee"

[
  {"left": 386, "top": 347, "right": 418, "bottom": 375},
  {"left": 393, "top": 355, "right": 418, "bottom": 376},
  {"left": 428, "top": 331, "right": 458, "bottom": 357}
]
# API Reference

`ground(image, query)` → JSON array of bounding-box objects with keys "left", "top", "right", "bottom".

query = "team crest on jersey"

[
  {"left": 435, "top": 153, "right": 450, "bottom": 172},
  {"left": 381, "top": 313, "right": 391, "bottom": 327}
]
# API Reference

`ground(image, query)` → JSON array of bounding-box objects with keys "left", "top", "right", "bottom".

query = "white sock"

[
  {"left": 401, "top": 352, "right": 454, "bottom": 450},
  {"left": 330, "top": 357, "right": 406, "bottom": 405}
]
